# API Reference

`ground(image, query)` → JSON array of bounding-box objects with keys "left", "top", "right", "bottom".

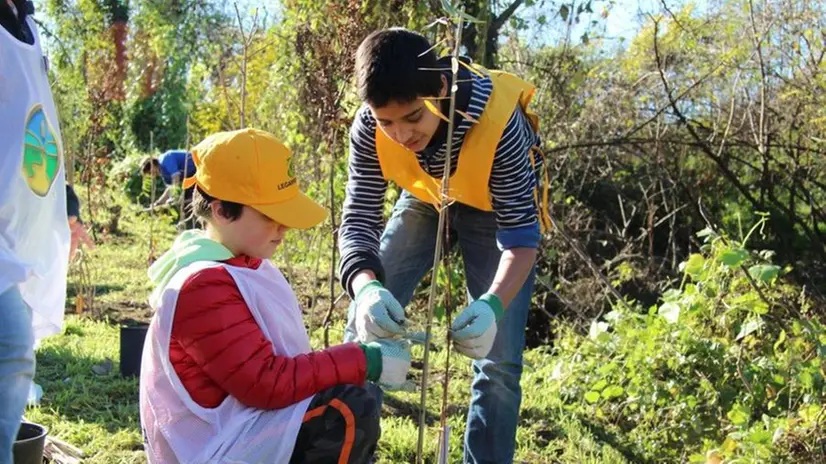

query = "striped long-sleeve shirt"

[{"left": 338, "top": 63, "right": 542, "bottom": 295}]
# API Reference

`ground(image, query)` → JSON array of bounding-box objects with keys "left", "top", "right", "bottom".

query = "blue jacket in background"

[{"left": 158, "top": 150, "right": 196, "bottom": 185}]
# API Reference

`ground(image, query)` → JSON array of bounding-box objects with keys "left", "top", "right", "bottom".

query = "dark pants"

[{"left": 289, "top": 385, "right": 380, "bottom": 464}]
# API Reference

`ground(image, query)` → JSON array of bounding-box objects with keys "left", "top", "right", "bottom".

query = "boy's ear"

[
  {"left": 209, "top": 200, "right": 225, "bottom": 222},
  {"left": 439, "top": 75, "right": 448, "bottom": 97}
]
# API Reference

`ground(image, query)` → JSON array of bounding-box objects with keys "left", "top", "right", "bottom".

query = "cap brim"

[
  {"left": 182, "top": 175, "right": 198, "bottom": 189},
  {"left": 250, "top": 192, "right": 328, "bottom": 229}
]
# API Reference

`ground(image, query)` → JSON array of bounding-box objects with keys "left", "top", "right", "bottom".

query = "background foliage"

[{"left": 33, "top": 0, "right": 826, "bottom": 461}]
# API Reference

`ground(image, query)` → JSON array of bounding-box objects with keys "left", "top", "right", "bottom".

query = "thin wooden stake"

[
  {"left": 437, "top": 222, "right": 454, "bottom": 462},
  {"left": 178, "top": 115, "right": 191, "bottom": 231},
  {"left": 324, "top": 130, "right": 340, "bottom": 348},
  {"left": 416, "top": 14, "right": 464, "bottom": 464},
  {"left": 438, "top": 424, "right": 451, "bottom": 464},
  {"left": 148, "top": 131, "right": 157, "bottom": 262}
]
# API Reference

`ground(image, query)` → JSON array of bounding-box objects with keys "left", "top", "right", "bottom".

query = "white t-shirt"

[{"left": 0, "top": 15, "right": 70, "bottom": 340}]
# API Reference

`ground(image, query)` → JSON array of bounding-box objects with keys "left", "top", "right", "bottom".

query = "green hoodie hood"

[{"left": 148, "top": 230, "right": 234, "bottom": 305}]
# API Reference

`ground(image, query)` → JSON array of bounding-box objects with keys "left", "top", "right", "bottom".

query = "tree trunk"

[{"left": 460, "top": 0, "right": 524, "bottom": 68}]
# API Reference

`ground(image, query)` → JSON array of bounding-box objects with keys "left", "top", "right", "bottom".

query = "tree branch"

[
  {"left": 651, "top": 17, "right": 826, "bottom": 258},
  {"left": 490, "top": 0, "right": 524, "bottom": 32}
]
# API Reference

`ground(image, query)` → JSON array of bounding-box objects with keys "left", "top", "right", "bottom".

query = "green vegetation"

[{"left": 24, "top": 0, "right": 826, "bottom": 462}]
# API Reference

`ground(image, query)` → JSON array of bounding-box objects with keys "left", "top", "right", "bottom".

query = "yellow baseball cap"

[{"left": 182, "top": 128, "right": 327, "bottom": 229}]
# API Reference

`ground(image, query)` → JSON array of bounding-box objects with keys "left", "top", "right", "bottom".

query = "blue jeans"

[
  {"left": 344, "top": 191, "right": 535, "bottom": 464},
  {"left": 0, "top": 286, "right": 35, "bottom": 464}
]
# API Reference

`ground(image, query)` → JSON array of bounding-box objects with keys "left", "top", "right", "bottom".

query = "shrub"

[{"left": 546, "top": 218, "right": 826, "bottom": 462}]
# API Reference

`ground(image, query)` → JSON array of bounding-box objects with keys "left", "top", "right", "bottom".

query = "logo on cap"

[
  {"left": 287, "top": 155, "right": 295, "bottom": 178},
  {"left": 278, "top": 156, "right": 297, "bottom": 190}
]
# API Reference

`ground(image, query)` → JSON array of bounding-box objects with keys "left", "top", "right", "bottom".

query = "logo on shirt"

[{"left": 22, "top": 105, "right": 61, "bottom": 197}]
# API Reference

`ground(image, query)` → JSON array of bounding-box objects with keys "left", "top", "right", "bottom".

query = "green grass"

[
  {"left": 27, "top": 196, "right": 632, "bottom": 463},
  {"left": 28, "top": 319, "right": 145, "bottom": 464}
]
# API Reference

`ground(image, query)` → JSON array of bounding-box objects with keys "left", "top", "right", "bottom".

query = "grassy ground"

[{"left": 26, "top": 196, "right": 631, "bottom": 463}]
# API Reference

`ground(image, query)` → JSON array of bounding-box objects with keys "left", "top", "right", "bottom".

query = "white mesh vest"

[
  {"left": 0, "top": 16, "right": 70, "bottom": 340},
  {"left": 139, "top": 260, "right": 313, "bottom": 463}
]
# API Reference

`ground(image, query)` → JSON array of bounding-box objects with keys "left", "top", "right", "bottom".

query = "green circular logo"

[
  {"left": 22, "top": 106, "right": 60, "bottom": 196},
  {"left": 287, "top": 156, "right": 295, "bottom": 178}
]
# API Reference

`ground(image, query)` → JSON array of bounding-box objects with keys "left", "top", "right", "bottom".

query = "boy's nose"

[
  {"left": 274, "top": 225, "right": 290, "bottom": 240},
  {"left": 393, "top": 126, "right": 413, "bottom": 144}
]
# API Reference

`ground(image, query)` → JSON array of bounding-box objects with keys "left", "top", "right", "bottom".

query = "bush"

[{"left": 547, "top": 219, "right": 826, "bottom": 462}]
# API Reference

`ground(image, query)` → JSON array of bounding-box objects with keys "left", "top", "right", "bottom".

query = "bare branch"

[
  {"left": 491, "top": 0, "right": 525, "bottom": 33},
  {"left": 651, "top": 18, "right": 826, "bottom": 257}
]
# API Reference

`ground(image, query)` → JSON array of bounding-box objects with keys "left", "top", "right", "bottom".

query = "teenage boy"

[{"left": 338, "top": 28, "right": 550, "bottom": 463}]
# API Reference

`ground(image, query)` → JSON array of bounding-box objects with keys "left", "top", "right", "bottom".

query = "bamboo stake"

[
  {"left": 416, "top": 14, "right": 464, "bottom": 464},
  {"left": 324, "top": 131, "right": 340, "bottom": 348},
  {"left": 178, "top": 115, "right": 191, "bottom": 231},
  {"left": 437, "top": 224, "right": 454, "bottom": 463},
  {"left": 148, "top": 131, "right": 157, "bottom": 261}
]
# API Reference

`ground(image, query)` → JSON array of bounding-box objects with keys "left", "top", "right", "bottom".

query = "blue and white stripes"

[{"left": 338, "top": 70, "right": 542, "bottom": 294}]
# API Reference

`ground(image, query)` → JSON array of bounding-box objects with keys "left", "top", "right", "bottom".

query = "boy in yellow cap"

[{"left": 139, "top": 128, "right": 410, "bottom": 464}]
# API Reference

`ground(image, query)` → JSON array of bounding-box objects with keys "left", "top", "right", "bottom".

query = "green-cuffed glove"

[
  {"left": 354, "top": 280, "right": 406, "bottom": 343},
  {"left": 450, "top": 293, "right": 504, "bottom": 360},
  {"left": 360, "top": 339, "right": 413, "bottom": 391}
]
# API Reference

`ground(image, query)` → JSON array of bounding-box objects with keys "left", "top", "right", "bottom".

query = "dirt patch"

[
  {"left": 103, "top": 301, "right": 154, "bottom": 325},
  {"left": 64, "top": 300, "right": 153, "bottom": 325}
]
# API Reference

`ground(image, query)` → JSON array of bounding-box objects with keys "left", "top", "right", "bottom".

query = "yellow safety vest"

[{"left": 375, "top": 66, "right": 552, "bottom": 232}]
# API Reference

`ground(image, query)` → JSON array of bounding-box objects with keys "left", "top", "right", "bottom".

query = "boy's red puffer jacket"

[{"left": 168, "top": 255, "right": 367, "bottom": 409}]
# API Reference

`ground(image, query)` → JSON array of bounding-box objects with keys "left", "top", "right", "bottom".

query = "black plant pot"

[
  {"left": 120, "top": 323, "right": 149, "bottom": 377},
  {"left": 13, "top": 422, "right": 47, "bottom": 464}
]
